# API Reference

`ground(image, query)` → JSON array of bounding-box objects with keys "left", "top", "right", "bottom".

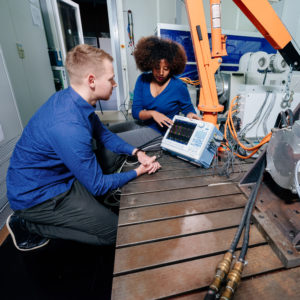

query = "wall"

[
  {"left": 0, "top": 0, "right": 55, "bottom": 126},
  {"left": 280, "top": 0, "right": 300, "bottom": 49},
  {"left": 176, "top": 0, "right": 300, "bottom": 44},
  {"left": 120, "top": 0, "right": 261, "bottom": 94},
  {"left": 121, "top": 0, "right": 176, "bottom": 93},
  {"left": 122, "top": 0, "right": 157, "bottom": 93}
]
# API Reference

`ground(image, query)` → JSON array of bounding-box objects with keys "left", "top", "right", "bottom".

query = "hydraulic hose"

[
  {"left": 229, "top": 193, "right": 252, "bottom": 252},
  {"left": 239, "top": 157, "right": 265, "bottom": 260},
  {"left": 220, "top": 157, "right": 266, "bottom": 300},
  {"left": 204, "top": 156, "right": 266, "bottom": 300},
  {"left": 229, "top": 157, "right": 266, "bottom": 252}
]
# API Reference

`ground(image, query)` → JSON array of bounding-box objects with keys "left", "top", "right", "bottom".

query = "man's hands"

[
  {"left": 135, "top": 161, "right": 161, "bottom": 176},
  {"left": 151, "top": 111, "right": 174, "bottom": 128},
  {"left": 136, "top": 150, "right": 156, "bottom": 165},
  {"left": 132, "top": 149, "right": 161, "bottom": 176}
]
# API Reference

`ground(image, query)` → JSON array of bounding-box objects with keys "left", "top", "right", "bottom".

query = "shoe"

[{"left": 6, "top": 214, "right": 50, "bottom": 251}]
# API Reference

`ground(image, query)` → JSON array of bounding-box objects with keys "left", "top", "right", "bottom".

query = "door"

[
  {"left": 53, "top": 0, "right": 84, "bottom": 61},
  {"left": 40, "top": 0, "right": 84, "bottom": 90}
]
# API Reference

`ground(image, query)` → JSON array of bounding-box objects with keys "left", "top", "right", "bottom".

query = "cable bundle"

[{"left": 223, "top": 96, "right": 272, "bottom": 159}]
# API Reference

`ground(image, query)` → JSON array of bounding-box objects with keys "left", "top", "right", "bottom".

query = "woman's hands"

[
  {"left": 186, "top": 112, "right": 202, "bottom": 120},
  {"left": 140, "top": 110, "right": 201, "bottom": 127},
  {"left": 150, "top": 111, "right": 174, "bottom": 128},
  {"left": 138, "top": 110, "right": 173, "bottom": 128}
]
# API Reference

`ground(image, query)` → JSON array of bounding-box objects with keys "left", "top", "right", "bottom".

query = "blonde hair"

[{"left": 65, "top": 44, "right": 113, "bottom": 84}]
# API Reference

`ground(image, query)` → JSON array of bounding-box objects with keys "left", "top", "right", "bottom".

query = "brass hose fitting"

[
  {"left": 220, "top": 260, "right": 244, "bottom": 300},
  {"left": 209, "top": 251, "right": 233, "bottom": 292}
]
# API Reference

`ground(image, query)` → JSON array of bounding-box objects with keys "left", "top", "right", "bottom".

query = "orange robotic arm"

[
  {"left": 185, "top": 0, "right": 224, "bottom": 125},
  {"left": 185, "top": 0, "right": 300, "bottom": 125},
  {"left": 233, "top": 0, "right": 300, "bottom": 70}
]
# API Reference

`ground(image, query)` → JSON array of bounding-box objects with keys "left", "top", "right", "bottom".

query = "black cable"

[
  {"left": 229, "top": 191, "right": 252, "bottom": 252},
  {"left": 138, "top": 135, "right": 163, "bottom": 150},
  {"left": 239, "top": 157, "right": 266, "bottom": 260}
]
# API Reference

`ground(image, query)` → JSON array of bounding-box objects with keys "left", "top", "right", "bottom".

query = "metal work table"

[{"left": 112, "top": 152, "right": 300, "bottom": 300}]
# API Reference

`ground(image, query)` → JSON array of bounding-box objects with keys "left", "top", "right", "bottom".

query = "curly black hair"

[{"left": 133, "top": 36, "right": 187, "bottom": 75}]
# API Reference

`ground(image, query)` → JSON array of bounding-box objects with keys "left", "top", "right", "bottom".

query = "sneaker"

[{"left": 6, "top": 214, "right": 50, "bottom": 251}]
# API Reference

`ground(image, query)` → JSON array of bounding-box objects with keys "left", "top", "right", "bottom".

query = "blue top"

[
  {"left": 7, "top": 87, "right": 137, "bottom": 211},
  {"left": 132, "top": 73, "right": 196, "bottom": 133}
]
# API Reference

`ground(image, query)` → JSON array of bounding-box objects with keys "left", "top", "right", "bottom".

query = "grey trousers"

[{"left": 16, "top": 180, "right": 118, "bottom": 246}]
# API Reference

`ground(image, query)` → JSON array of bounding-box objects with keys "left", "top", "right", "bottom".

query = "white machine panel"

[
  {"left": 237, "top": 85, "right": 299, "bottom": 139},
  {"left": 161, "top": 116, "right": 223, "bottom": 168}
]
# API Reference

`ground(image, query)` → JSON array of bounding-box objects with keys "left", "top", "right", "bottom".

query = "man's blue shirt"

[
  {"left": 132, "top": 73, "right": 196, "bottom": 133},
  {"left": 7, "top": 87, "right": 136, "bottom": 211}
]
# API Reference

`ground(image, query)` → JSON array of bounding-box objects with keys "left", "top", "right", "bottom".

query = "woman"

[
  {"left": 108, "top": 36, "right": 200, "bottom": 151},
  {"left": 132, "top": 35, "right": 200, "bottom": 136}
]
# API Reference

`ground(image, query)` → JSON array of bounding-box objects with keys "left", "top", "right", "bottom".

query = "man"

[{"left": 6, "top": 44, "right": 161, "bottom": 251}]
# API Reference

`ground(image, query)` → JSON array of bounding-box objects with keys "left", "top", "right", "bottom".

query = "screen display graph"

[{"left": 166, "top": 119, "right": 196, "bottom": 145}]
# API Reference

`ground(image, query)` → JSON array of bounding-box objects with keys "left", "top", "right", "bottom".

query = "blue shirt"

[
  {"left": 132, "top": 73, "right": 196, "bottom": 133},
  {"left": 7, "top": 87, "right": 137, "bottom": 211}
]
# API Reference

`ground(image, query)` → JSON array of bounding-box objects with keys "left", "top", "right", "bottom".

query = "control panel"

[{"left": 161, "top": 115, "right": 223, "bottom": 168}]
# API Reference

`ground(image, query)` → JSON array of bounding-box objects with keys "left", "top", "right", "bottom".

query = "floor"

[{"left": 0, "top": 225, "right": 116, "bottom": 300}]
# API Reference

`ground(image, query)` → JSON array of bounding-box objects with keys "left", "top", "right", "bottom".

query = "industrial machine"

[
  {"left": 161, "top": 116, "right": 223, "bottom": 168},
  {"left": 184, "top": 0, "right": 300, "bottom": 191},
  {"left": 185, "top": 0, "right": 300, "bottom": 179},
  {"left": 266, "top": 118, "right": 300, "bottom": 196},
  {"left": 183, "top": 0, "right": 300, "bottom": 299},
  {"left": 185, "top": 0, "right": 300, "bottom": 126},
  {"left": 226, "top": 51, "right": 299, "bottom": 140}
]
